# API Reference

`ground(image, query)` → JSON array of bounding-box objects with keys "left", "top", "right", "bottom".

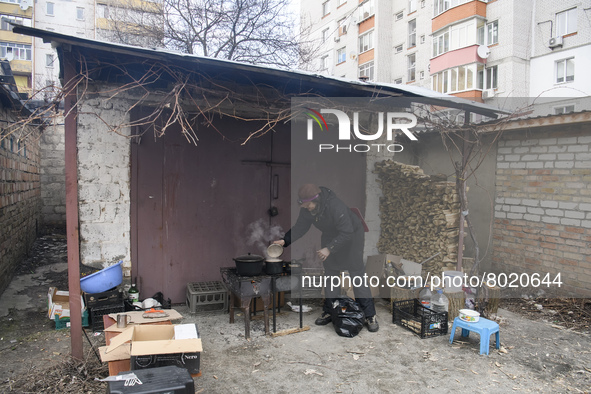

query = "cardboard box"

[
  {"left": 47, "top": 287, "right": 86, "bottom": 320},
  {"left": 366, "top": 254, "right": 422, "bottom": 298},
  {"left": 99, "top": 323, "right": 202, "bottom": 375}
]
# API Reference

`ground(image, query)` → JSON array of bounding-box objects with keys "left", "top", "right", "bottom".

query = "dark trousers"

[{"left": 322, "top": 265, "right": 377, "bottom": 318}]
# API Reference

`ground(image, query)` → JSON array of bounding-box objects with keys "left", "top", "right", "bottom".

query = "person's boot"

[
  {"left": 314, "top": 312, "right": 332, "bottom": 325},
  {"left": 367, "top": 315, "right": 379, "bottom": 332}
]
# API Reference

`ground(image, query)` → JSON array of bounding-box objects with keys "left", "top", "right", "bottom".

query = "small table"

[
  {"left": 220, "top": 267, "right": 297, "bottom": 339},
  {"left": 449, "top": 316, "right": 500, "bottom": 355}
]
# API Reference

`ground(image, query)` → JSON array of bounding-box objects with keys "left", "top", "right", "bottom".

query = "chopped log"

[{"left": 444, "top": 290, "right": 466, "bottom": 321}]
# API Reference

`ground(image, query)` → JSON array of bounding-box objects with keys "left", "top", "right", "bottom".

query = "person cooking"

[{"left": 274, "top": 184, "right": 378, "bottom": 332}]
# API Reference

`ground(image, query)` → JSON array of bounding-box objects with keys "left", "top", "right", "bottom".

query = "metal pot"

[
  {"left": 233, "top": 253, "right": 265, "bottom": 276},
  {"left": 264, "top": 258, "right": 284, "bottom": 275}
]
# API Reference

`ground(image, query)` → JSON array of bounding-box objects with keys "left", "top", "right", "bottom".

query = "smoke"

[{"left": 246, "top": 219, "right": 285, "bottom": 257}]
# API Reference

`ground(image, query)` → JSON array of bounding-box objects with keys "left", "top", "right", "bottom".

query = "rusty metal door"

[{"left": 131, "top": 114, "right": 291, "bottom": 303}]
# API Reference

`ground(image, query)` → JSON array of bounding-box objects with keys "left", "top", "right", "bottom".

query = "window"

[
  {"left": 420, "top": 71, "right": 425, "bottom": 80},
  {"left": 408, "top": 19, "right": 416, "bottom": 47},
  {"left": 76, "top": 7, "right": 84, "bottom": 20},
  {"left": 395, "top": 44, "right": 403, "bottom": 53},
  {"left": 0, "top": 42, "right": 31, "bottom": 60},
  {"left": 337, "top": 47, "right": 346, "bottom": 64},
  {"left": 337, "top": 0, "right": 345, "bottom": 6},
  {"left": 554, "top": 105, "right": 575, "bottom": 114},
  {"left": 486, "top": 66, "right": 498, "bottom": 89},
  {"left": 358, "top": 31, "right": 373, "bottom": 53},
  {"left": 322, "top": 1, "right": 329, "bottom": 17},
  {"left": 396, "top": 12, "right": 403, "bottom": 21},
  {"left": 359, "top": 0, "right": 374, "bottom": 20},
  {"left": 0, "top": 15, "right": 30, "bottom": 30},
  {"left": 359, "top": 61, "right": 374, "bottom": 81},
  {"left": 45, "top": 54, "right": 55, "bottom": 67},
  {"left": 420, "top": 35, "right": 425, "bottom": 44},
  {"left": 432, "top": 30, "right": 449, "bottom": 56},
  {"left": 338, "top": 18, "right": 347, "bottom": 35},
  {"left": 486, "top": 21, "right": 498, "bottom": 45},
  {"left": 321, "top": 55, "right": 329, "bottom": 70},
  {"left": 97, "top": 4, "right": 109, "bottom": 18},
  {"left": 407, "top": 53, "right": 416, "bottom": 81},
  {"left": 321, "top": 28, "right": 330, "bottom": 42},
  {"left": 409, "top": 0, "right": 416, "bottom": 13},
  {"left": 434, "top": 0, "right": 470, "bottom": 16},
  {"left": 556, "top": 58, "right": 574, "bottom": 83},
  {"left": 46, "top": 2, "right": 54, "bottom": 15},
  {"left": 421, "top": 0, "right": 425, "bottom": 8},
  {"left": 432, "top": 64, "right": 475, "bottom": 93},
  {"left": 395, "top": 78, "right": 402, "bottom": 84},
  {"left": 556, "top": 8, "right": 576, "bottom": 36}
]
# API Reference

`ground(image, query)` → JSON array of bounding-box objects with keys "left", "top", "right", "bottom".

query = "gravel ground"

[{"left": 0, "top": 233, "right": 590, "bottom": 393}]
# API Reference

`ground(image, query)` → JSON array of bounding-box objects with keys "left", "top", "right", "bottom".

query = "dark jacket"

[{"left": 284, "top": 187, "right": 364, "bottom": 270}]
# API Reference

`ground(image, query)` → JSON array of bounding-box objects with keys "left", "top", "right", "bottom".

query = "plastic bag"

[{"left": 331, "top": 297, "right": 365, "bottom": 338}]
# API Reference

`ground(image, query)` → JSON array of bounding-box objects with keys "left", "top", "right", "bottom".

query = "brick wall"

[
  {"left": 492, "top": 125, "right": 591, "bottom": 296},
  {"left": 0, "top": 107, "right": 42, "bottom": 295}
]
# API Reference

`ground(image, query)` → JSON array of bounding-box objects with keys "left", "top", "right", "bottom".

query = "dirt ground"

[{"left": 0, "top": 234, "right": 590, "bottom": 393}]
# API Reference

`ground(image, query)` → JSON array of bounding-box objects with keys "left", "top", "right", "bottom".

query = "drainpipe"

[{"left": 63, "top": 49, "right": 83, "bottom": 361}]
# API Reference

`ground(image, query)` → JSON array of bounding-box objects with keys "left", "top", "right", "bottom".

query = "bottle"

[
  {"left": 128, "top": 283, "right": 139, "bottom": 302},
  {"left": 419, "top": 287, "right": 432, "bottom": 309},
  {"left": 431, "top": 289, "right": 449, "bottom": 313}
]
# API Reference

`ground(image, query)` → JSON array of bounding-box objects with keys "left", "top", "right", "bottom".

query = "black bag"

[{"left": 331, "top": 297, "right": 365, "bottom": 338}]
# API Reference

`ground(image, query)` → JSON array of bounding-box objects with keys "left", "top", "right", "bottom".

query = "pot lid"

[
  {"left": 266, "top": 244, "right": 284, "bottom": 258},
  {"left": 235, "top": 253, "right": 264, "bottom": 262},
  {"left": 265, "top": 258, "right": 283, "bottom": 263}
]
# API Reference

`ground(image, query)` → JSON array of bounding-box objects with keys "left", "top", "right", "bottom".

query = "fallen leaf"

[
  {"left": 353, "top": 354, "right": 360, "bottom": 360},
  {"left": 499, "top": 347, "right": 508, "bottom": 354},
  {"left": 252, "top": 370, "right": 259, "bottom": 373},
  {"left": 495, "top": 362, "right": 502, "bottom": 367},
  {"left": 304, "top": 369, "right": 323, "bottom": 376},
  {"left": 254, "top": 362, "right": 261, "bottom": 367},
  {"left": 213, "top": 375, "right": 218, "bottom": 380}
]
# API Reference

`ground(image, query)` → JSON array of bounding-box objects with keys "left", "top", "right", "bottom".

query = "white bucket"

[{"left": 442, "top": 270, "right": 464, "bottom": 292}]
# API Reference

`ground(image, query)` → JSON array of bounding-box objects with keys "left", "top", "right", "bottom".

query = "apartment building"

[
  {"left": 301, "top": 0, "right": 591, "bottom": 104},
  {"left": 0, "top": 0, "right": 161, "bottom": 98},
  {"left": 0, "top": 0, "right": 33, "bottom": 95}
]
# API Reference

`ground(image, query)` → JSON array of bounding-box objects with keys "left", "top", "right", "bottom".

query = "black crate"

[
  {"left": 392, "top": 299, "right": 448, "bottom": 339},
  {"left": 107, "top": 365, "right": 194, "bottom": 394},
  {"left": 90, "top": 302, "right": 125, "bottom": 332},
  {"left": 84, "top": 288, "right": 123, "bottom": 309}
]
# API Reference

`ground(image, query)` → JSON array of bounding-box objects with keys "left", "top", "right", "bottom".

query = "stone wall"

[
  {"left": 76, "top": 89, "right": 133, "bottom": 276},
  {"left": 493, "top": 124, "right": 591, "bottom": 296},
  {"left": 40, "top": 118, "right": 66, "bottom": 230},
  {"left": 0, "top": 107, "right": 42, "bottom": 295}
]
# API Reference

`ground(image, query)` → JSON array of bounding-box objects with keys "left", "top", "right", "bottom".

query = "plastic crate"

[
  {"left": 107, "top": 365, "right": 194, "bottom": 394},
  {"left": 392, "top": 299, "right": 448, "bottom": 339},
  {"left": 186, "top": 281, "right": 228, "bottom": 313},
  {"left": 90, "top": 302, "right": 125, "bottom": 332},
  {"left": 54, "top": 309, "right": 89, "bottom": 330},
  {"left": 84, "top": 288, "right": 123, "bottom": 309}
]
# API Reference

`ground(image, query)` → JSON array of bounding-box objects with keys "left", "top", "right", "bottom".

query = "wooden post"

[{"left": 63, "top": 50, "right": 83, "bottom": 361}]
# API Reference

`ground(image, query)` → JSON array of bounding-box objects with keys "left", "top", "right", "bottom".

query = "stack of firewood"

[{"left": 374, "top": 160, "right": 462, "bottom": 277}]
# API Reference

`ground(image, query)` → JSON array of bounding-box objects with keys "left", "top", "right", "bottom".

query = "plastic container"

[
  {"left": 431, "top": 289, "right": 449, "bottom": 313},
  {"left": 80, "top": 260, "right": 123, "bottom": 293},
  {"left": 392, "top": 299, "right": 448, "bottom": 339},
  {"left": 419, "top": 287, "right": 432, "bottom": 309},
  {"left": 459, "top": 308, "right": 480, "bottom": 322}
]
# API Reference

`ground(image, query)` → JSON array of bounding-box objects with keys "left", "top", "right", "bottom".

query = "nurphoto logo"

[{"left": 304, "top": 108, "right": 418, "bottom": 153}]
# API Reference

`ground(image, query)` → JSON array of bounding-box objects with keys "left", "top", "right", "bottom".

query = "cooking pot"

[
  {"left": 264, "top": 259, "right": 284, "bottom": 275},
  {"left": 233, "top": 253, "right": 265, "bottom": 276}
]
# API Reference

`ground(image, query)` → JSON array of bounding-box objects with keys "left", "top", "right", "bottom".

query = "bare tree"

[{"left": 102, "top": 0, "right": 316, "bottom": 69}]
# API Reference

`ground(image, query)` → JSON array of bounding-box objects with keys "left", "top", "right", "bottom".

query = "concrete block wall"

[
  {"left": 0, "top": 110, "right": 42, "bottom": 295},
  {"left": 492, "top": 125, "right": 591, "bottom": 296},
  {"left": 77, "top": 92, "right": 133, "bottom": 275},
  {"left": 40, "top": 118, "right": 66, "bottom": 229}
]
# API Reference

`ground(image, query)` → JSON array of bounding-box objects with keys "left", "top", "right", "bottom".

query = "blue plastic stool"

[{"left": 449, "top": 316, "right": 500, "bottom": 355}]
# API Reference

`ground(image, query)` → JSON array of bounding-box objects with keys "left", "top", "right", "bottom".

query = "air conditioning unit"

[
  {"left": 482, "top": 89, "right": 496, "bottom": 99},
  {"left": 548, "top": 36, "right": 563, "bottom": 48}
]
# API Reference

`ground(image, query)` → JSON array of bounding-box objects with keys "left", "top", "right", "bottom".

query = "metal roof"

[{"left": 14, "top": 25, "right": 506, "bottom": 119}]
